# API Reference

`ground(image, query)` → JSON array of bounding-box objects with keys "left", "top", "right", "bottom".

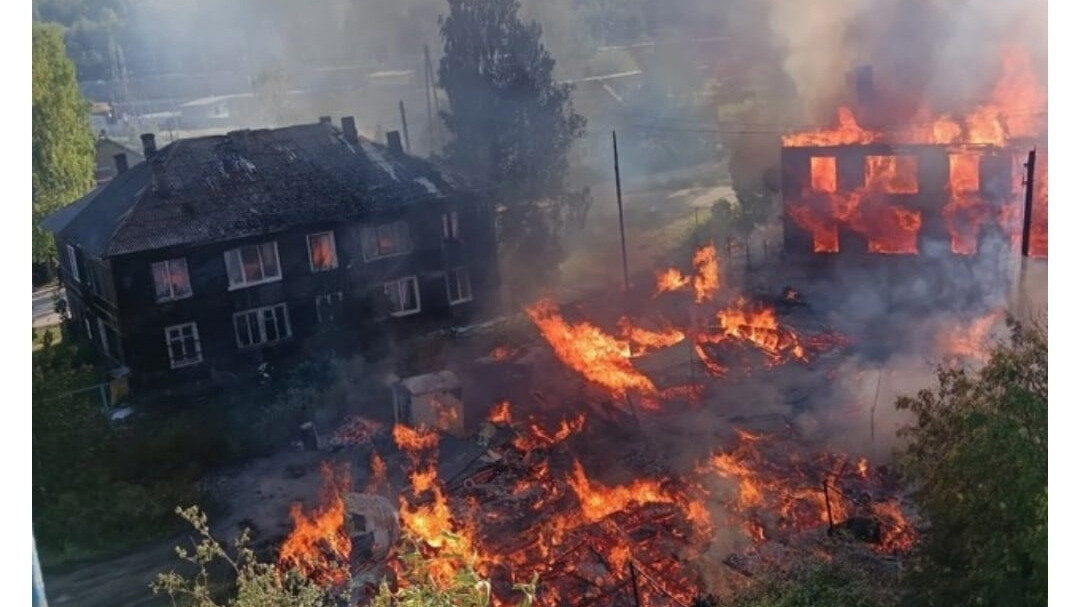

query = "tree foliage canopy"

[
  {"left": 438, "top": 0, "right": 584, "bottom": 203},
  {"left": 32, "top": 21, "right": 95, "bottom": 263},
  {"left": 437, "top": 0, "right": 588, "bottom": 297},
  {"left": 895, "top": 320, "right": 1047, "bottom": 607}
]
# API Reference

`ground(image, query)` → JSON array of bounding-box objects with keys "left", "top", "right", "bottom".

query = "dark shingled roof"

[{"left": 47, "top": 121, "right": 467, "bottom": 258}]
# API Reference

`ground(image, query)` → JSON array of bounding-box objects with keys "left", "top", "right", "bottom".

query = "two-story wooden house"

[{"left": 42, "top": 117, "right": 498, "bottom": 389}]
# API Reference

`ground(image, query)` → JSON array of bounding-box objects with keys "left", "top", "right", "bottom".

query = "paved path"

[{"left": 33, "top": 285, "right": 63, "bottom": 328}]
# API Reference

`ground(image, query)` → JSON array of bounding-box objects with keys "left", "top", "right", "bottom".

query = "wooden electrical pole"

[
  {"left": 398, "top": 100, "right": 411, "bottom": 153},
  {"left": 423, "top": 44, "right": 434, "bottom": 155},
  {"left": 1021, "top": 149, "right": 1037, "bottom": 257},
  {"left": 1015, "top": 149, "right": 1037, "bottom": 320},
  {"left": 613, "top": 131, "right": 629, "bottom": 292}
]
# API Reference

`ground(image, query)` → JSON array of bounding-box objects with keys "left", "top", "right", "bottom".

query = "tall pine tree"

[
  {"left": 33, "top": 22, "right": 95, "bottom": 265},
  {"left": 437, "top": 0, "right": 588, "bottom": 299}
]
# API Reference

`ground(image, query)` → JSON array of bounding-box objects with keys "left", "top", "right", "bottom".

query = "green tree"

[
  {"left": 895, "top": 320, "right": 1047, "bottom": 606},
  {"left": 437, "top": 0, "right": 588, "bottom": 298},
  {"left": 152, "top": 506, "right": 337, "bottom": 607},
  {"left": 32, "top": 22, "right": 95, "bottom": 264},
  {"left": 719, "top": 555, "right": 899, "bottom": 607},
  {"left": 153, "top": 508, "right": 535, "bottom": 607}
]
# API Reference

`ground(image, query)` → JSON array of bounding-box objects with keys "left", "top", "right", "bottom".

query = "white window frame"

[
  {"left": 233, "top": 303, "right": 292, "bottom": 349},
  {"left": 151, "top": 257, "right": 193, "bottom": 302},
  {"left": 306, "top": 231, "right": 339, "bottom": 272},
  {"left": 442, "top": 210, "right": 460, "bottom": 241},
  {"left": 67, "top": 244, "right": 81, "bottom": 283},
  {"left": 384, "top": 276, "right": 421, "bottom": 317},
  {"left": 445, "top": 266, "right": 472, "bottom": 305},
  {"left": 223, "top": 241, "right": 281, "bottom": 290},
  {"left": 165, "top": 322, "right": 203, "bottom": 368},
  {"left": 315, "top": 291, "right": 344, "bottom": 324},
  {"left": 361, "top": 221, "right": 412, "bottom": 261}
]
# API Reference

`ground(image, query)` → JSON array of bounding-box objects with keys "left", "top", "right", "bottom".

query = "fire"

[
  {"left": 567, "top": 459, "right": 681, "bottom": 523},
  {"left": 488, "top": 400, "right": 513, "bottom": 425},
  {"left": 789, "top": 155, "right": 923, "bottom": 255},
  {"left": 692, "top": 244, "right": 721, "bottom": 302},
  {"left": 525, "top": 298, "right": 657, "bottom": 397},
  {"left": 871, "top": 500, "right": 918, "bottom": 553},
  {"left": 938, "top": 311, "right": 1002, "bottom": 363},
  {"left": 708, "top": 297, "right": 808, "bottom": 366},
  {"left": 512, "top": 413, "right": 586, "bottom": 451},
  {"left": 943, "top": 153, "right": 990, "bottom": 255},
  {"left": 782, "top": 106, "right": 879, "bottom": 147},
  {"left": 785, "top": 47, "right": 1046, "bottom": 257},
  {"left": 392, "top": 423, "right": 440, "bottom": 453},
  {"left": 278, "top": 462, "right": 352, "bottom": 586},
  {"left": 810, "top": 156, "right": 837, "bottom": 193},
  {"left": 707, "top": 430, "right": 914, "bottom": 553},
  {"left": 654, "top": 244, "right": 722, "bottom": 302},
  {"left": 618, "top": 316, "right": 686, "bottom": 356},
  {"left": 366, "top": 451, "right": 387, "bottom": 494},
  {"left": 655, "top": 267, "right": 691, "bottom": 295}
]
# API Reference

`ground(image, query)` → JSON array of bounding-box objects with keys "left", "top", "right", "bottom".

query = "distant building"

[
  {"left": 93, "top": 133, "right": 143, "bottom": 185},
  {"left": 43, "top": 118, "right": 498, "bottom": 389}
]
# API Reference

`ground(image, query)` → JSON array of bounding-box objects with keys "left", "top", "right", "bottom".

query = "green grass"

[{"left": 33, "top": 325, "right": 63, "bottom": 351}]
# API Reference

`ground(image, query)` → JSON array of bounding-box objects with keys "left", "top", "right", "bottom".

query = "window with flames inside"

[{"left": 151, "top": 258, "right": 193, "bottom": 302}]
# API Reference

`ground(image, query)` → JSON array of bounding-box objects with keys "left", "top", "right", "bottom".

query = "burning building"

[{"left": 781, "top": 49, "right": 1047, "bottom": 262}]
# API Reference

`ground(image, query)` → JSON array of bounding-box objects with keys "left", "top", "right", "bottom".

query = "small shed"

[{"left": 391, "top": 370, "right": 465, "bottom": 437}]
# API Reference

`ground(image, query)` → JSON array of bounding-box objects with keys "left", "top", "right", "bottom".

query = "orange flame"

[
  {"left": 782, "top": 106, "right": 879, "bottom": 147},
  {"left": 692, "top": 244, "right": 721, "bottom": 302},
  {"left": 654, "top": 268, "right": 691, "bottom": 296},
  {"left": 488, "top": 400, "right": 513, "bottom": 425},
  {"left": 709, "top": 297, "right": 808, "bottom": 366},
  {"left": 938, "top": 311, "right": 1002, "bottom": 363},
  {"left": 278, "top": 462, "right": 352, "bottom": 586},
  {"left": 618, "top": 316, "right": 686, "bottom": 356},
  {"left": 393, "top": 423, "right": 440, "bottom": 453},
  {"left": 786, "top": 47, "right": 1046, "bottom": 257},
  {"left": 654, "top": 244, "right": 722, "bottom": 301},
  {"left": 365, "top": 452, "right": 387, "bottom": 494},
  {"left": 525, "top": 298, "right": 656, "bottom": 397}
]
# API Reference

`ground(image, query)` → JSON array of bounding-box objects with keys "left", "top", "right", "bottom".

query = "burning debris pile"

[{"left": 268, "top": 244, "right": 930, "bottom": 606}]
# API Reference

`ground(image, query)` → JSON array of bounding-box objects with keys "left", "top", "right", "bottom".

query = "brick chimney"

[
  {"left": 386, "top": 130, "right": 403, "bottom": 155},
  {"left": 854, "top": 65, "right": 874, "bottom": 105},
  {"left": 140, "top": 133, "right": 157, "bottom": 159},
  {"left": 114, "top": 153, "right": 128, "bottom": 175},
  {"left": 341, "top": 116, "right": 358, "bottom": 144}
]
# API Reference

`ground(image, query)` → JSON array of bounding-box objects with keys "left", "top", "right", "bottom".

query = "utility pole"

[
  {"left": 399, "top": 100, "right": 411, "bottom": 153},
  {"left": 423, "top": 45, "right": 434, "bottom": 156},
  {"left": 1016, "top": 149, "right": 1037, "bottom": 319},
  {"left": 612, "top": 131, "right": 629, "bottom": 292},
  {"left": 1021, "top": 149, "right": 1037, "bottom": 258}
]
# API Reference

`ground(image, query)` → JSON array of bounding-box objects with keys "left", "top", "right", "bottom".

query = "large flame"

[
  {"left": 785, "top": 47, "right": 1046, "bottom": 257},
  {"left": 278, "top": 462, "right": 352, "bottom": 586},
  {"left": 525, "top": 298, "right": 657, "bottom": 397}
]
